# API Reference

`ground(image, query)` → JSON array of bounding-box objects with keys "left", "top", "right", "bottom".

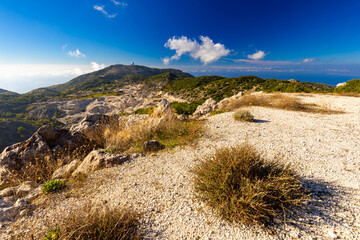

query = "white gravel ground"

[{"left": 3, "top": 93, "right": 360, "bottom": 239}]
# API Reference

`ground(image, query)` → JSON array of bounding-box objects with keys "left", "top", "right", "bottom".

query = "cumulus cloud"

[
  {"left": 111, "top": 0, "right": 127, "bottom": 6},
  {"left": 247, "top": 50, "right": 267, "bottom": 60},
  {"left": 68, "top": 49, "right": 86, "bottom": 58},
  {"left": 94, "top": 5, "right": 117, "bottom": 18},
  {"left": 91, "top": 62, "right": 106, "bottom": 71},
  {"left": 163, "top": 36, "right": 230, "bottom": 65},
  {"left": 303, "top": 58, "right": 316, "bottom": 63}
]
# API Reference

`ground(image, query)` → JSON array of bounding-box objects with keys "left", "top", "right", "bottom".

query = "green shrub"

[
  {"left": 233, "top": 110, "right": 254, "bottom": 122},
  {"left": 191, "top": 145, "right": 307, "bottom": 225},
  {"left": 170, "top": 101, "right": 203, "bottom": 115},
  {"left": 118, "top": 111, "right": 130, "bottom": 116},
  {"left": 208, "top": 110, "right": 227, "bottom": 117},
  {"left": 132, "top": 107, "right": 155, "bottom": 115},
  {"left": 42, "top": 228, "right": 60, "bottom": 240},
  {"left": 42, "top": 180, "right": 66, "bottom": 194},
  {"left": 334, "top": 79, "right": 360, "bottom": 93},
  {"left": 103, "top": 146, "right": 117, "bottom": 153}
]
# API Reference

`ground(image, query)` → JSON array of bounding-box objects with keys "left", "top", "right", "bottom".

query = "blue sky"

[{"left": 1, "top": 0, "right": 360, "bottom": 92}]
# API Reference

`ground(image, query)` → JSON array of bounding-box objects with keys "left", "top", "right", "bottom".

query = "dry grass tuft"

[
  {"left": 191, "top": 144, "right": 307, "bottom": 226},
  {"left": 40, "top": 203, "right": 141, "bottom": 240},
  {"left": 222, "top": 93, "right": 343, "bottom": 114},
  {"left": 12, "top": 144, "right": 94, "bottom": 184},
  {"left": 103, "top": 115, "right": 203, "bottom": 153},
  {"left": 334, "top": 92, "right": 360, "bottom": 97},
  {"left": 233, "top": 110, "right": 255, "bottom": 122}
]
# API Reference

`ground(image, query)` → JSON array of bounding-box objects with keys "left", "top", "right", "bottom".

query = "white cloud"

[
  {"left": 247, "top": 50, "right": 267, "bottom": 60},
  {"left": 303, "top": 58, "right": 316, "bottom": 63},
  {"left": 111, "top": 0, "right": 127, "bottom": 7},
  {"left": 62, "top": 44, "right": 68, "bottom": 50},
  {"left": 68, "top": 49, "right": 86, "bottom": 58},
  {"left": 162, "top": 57, "right": 171, "bottom": 65},
  {"left": 94, "top": 5, "right": 117, "bottom": 18},
  {"left": 91, "top": 62, "right": 106, "bottom": 71},
  {"left": 163, "top": 36, "right": 230, "bottom": 65}
]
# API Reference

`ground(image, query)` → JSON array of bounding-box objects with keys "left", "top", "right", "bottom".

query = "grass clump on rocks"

[
  {"left": 42, "top": 179, "right": 66, "bottom": 194},
  {"left": 191, "top": 144, "right": 307, "bottom": 226},
  {"left": 12, "top": 144, "right": 94, "bottom": 184},
  {"left": 103, "top": 115, "right": 203, "bottom": 153},
  {"left": 41, "top": 203, "right": 141, "bottom": 240},
  {"left": 233, "top": 110, "right": 254, "bottom": 122}
]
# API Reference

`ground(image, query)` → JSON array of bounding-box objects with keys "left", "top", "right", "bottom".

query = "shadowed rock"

[
  {"left": 0, "top": 125, "right": 95, "bottom": 185},
  {"left": 71, "top": 150, "right": 130, "bottom": 177},
  {"left": 143, "top": 140, "right": 165, "bottom": 152},
  {"left": 192, "top": 98, "right": 218, "bottom": 118}
]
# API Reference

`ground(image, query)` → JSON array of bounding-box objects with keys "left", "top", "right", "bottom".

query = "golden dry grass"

[
  {"left": 191, "top": 144, "right": 307, "bottom": 226},
  {"left": 333, "top": 92, "right": 360, "bottom": 97},
  {"left": 221, "top": 93, "right": 343, "bottom": 114},
  {"left": 11, "top": 144, "right": 94, "bottom": 184},
  {"left": 103, "top": 115, "right": 203, "bottom": 153},
  {"left": 40, "top": 202, "right": 142, "bottom": 240}
]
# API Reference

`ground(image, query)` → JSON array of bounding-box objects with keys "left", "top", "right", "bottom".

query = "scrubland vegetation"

[
  {"left": 103, "top": 115, "right": 203, "bottom": 153},
  {"left": 233, "top": 110, "right": 255, "bottom": 122},
  {"left": 191, "top": 144, "right": 307, "bottom": 225},
  {"left": 221, "top": 93, "right": 343, "bottom": 114},
  {"left": 41, "top": 203, "right": 141, "bottom": 240}
]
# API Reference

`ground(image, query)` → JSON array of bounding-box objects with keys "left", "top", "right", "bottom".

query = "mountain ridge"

[{"left": 0, "top": 88, "right": 19, "bottom": 96}]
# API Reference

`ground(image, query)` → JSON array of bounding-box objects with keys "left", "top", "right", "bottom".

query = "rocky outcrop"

[
  {"left": 51, "top": 159, "right": 81, "bottom": 179},
  {"left": 0, "top": 125, "right": 96, "bottom": 185},
  {"left": 70, "top": 114, "right": 120, "bottom": 146},
  {"left": 0, "top": 181, "right": 40, "bottom": 223},
  {"left": 152, "top": 99, "right": 175, "bottom": 118},
  {"left": 0, "top": 98, "right": 180, "bottom": 185},
  {"left": 230, "top": 91, "right": 243, "bottom": 100},
  {"left": 71, "top": 150, "right": 130, "bottom": 177},
  {"left": 192, "top": 98, "right": 218, "bottom": 118}
]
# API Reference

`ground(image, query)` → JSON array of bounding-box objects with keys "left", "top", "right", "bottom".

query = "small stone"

[
  {"left": 328, "top": 229, "right": 337, "bottom": 239},
  {"left": 142, "top": 140, "right": 165, "bottom": 152}
]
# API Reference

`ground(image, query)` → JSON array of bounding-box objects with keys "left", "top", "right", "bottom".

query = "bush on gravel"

[
  {"left": 41, "top": 203, "right": 142, "bottom": 240},
  {"left": 191, "top": 144, "right": 307, "bottom": 225}
]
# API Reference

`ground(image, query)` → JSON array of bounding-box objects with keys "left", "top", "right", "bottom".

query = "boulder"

[
  {"left": 230, "top": 91, "right": 243, "bottom": 100},
  {"left": 52, "top": 159, "right": 81, "bottom": 179},
  {"left": 15, "top": 181, "right": 38, "bottom": 198},
  {"left": 216, "top": 97, "right": 230, "bottom": 110},
  {"left": 192, "top": 98, "right": 218, "bottom": 118},
  {"left": 72, "top": 150, "right": 130, "bottom": 177},
  {"left": 336, "top": 82, "right": 347, "bottom": 87},
  {"left": 142, "top": 140, "right": 165, "bottom": 152},
  {"left": 0, "top": 125, "right": 94, "bottom": 185},
  {"left": 152, "top": 99, "right": 175, "bottom": 118},
  {"left": 0, "top": 184, "right": 39, "bottom": 223},
  {"left": 70, "top": 114, "right": 120, "bottom": 145}
]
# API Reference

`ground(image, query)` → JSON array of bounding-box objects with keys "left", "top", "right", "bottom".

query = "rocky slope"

[{"left": 0, "top": 93, "right": 359, "bottom": 239}]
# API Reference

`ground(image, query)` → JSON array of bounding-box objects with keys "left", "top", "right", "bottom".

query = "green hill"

[
  {"left": 0, "top": 88, "right": 19, "bottom": 96},
  {"left": 334, "top": 79, "right": 360, "bottom": 93},
  {"left": 49, "top": 64, "right": 193, "bottom": 94},
  {"left": 164, "top": 75, "right": 334, "bottom": 102}
]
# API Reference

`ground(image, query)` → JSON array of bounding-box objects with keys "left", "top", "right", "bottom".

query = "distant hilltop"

[{"left": 0, "top": 88, "right": 19, "bottom": 95}]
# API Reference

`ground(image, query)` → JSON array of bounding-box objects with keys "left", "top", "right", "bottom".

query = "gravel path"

[{"left": 4, "top": 94, "right": 360, "bottom": 239}]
